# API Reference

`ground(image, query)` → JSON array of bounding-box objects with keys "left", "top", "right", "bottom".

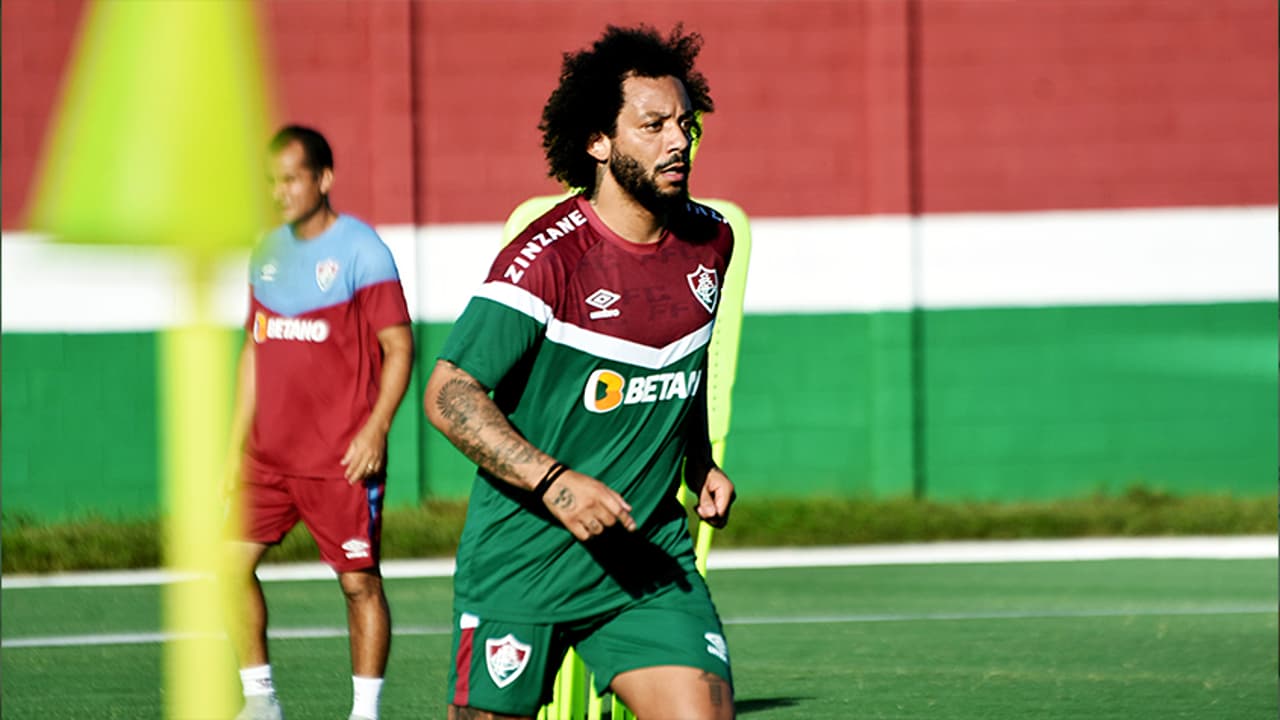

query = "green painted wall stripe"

[{"left": 4, "top": 301, "right": 1273, "bottom": 520}]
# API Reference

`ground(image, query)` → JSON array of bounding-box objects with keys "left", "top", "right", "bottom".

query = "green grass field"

[{"left": 3, "top": 555, "right": 1276, "bottom": 719}]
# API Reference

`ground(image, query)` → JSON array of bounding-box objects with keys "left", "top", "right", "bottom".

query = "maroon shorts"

[{"left": 240, "top": 466, "right": 385, "bottom": 573}]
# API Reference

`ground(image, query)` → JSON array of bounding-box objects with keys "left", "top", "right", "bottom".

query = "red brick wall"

[
  {"left": 917, "top": 0, "right": 1279, "bottom": 213},
  {"left": 1, "top": 0, "right": 86, "bottom": 229},
  {"left": 3, "top": 0, "right": 1275, "bottom": 228},
  {"left": 411, "top": 0, "right": 909, "bottom": 223}
]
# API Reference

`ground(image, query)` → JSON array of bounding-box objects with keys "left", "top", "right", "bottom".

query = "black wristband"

[{"left": 532, "top": 462, "right": 569, "bottom": 499}]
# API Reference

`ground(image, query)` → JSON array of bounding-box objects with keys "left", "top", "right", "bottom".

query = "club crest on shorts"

[
  {"left": 315, "top": 258, "right": 340, "bottom": 292},
  {"left": 686, "top": 264, "right": 719, "bottom": 314},
  {"left": 485, "top": 633, "right": 532, "bottom": 688}
]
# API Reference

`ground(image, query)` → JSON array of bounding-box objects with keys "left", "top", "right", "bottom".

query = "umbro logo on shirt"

[
  {"left": 259, "top": 260, "right": 278, "bottom": 283},
  {"left": 585, "top": 288, "right": 621, "bottom": 319}
]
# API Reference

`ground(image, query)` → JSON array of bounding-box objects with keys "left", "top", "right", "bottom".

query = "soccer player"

[
  {"left": 424, "top": 25, "right": 736, "bottom": 720},
  {"left": 226, "top": 125, "right": 414, "bottom": 720}
]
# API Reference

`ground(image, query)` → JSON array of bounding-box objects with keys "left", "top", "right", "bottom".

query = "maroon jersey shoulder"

[{"left": 485, "top": 197, "right": 599, "bottom": 308}]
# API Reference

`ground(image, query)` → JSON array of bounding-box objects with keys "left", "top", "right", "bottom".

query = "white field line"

[
  {"left": 4, "top": 605, "right": 1274, "bottom": 650},
  {"left": 2, "top": 536, "right": 1274, "bottom": 590}
]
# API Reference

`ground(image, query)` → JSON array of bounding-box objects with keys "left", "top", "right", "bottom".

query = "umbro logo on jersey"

[
  {"left": 583, "top": 368, "right": 702, "bottom": 413},
  {"left": 252, "top": 311, "right": 331, "bottom": 344},
  {"left": 585, "top": 289, "right": 621, "bottom": 319},
  {"left": 259, "top": 260, "right": 278, "bottom": 283},
  {"left": 316, "top": 258, "right": 340, "bottom": 292},
  {"left": 485, "top": 634, "right": 532, "bottom": 688},
  {"left": 687, "top": 264, "right": 719, "bottom": 314}
]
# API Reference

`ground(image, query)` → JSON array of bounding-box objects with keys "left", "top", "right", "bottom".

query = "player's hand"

[
  {"left": 540, "top": 470, "right": 637, "bottom": 541},
  {"left": 696, "top": 466, "right": 736, "bottom": 529},
  {"left": 341, "top": 423, "right": 387, "bottom": 484},
  {"left": 221, "top": 449, "right": 245, "bottom": 500}
]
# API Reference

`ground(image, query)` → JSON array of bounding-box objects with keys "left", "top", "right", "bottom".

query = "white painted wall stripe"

[
  {"left": 918, "top": 206, "right": 1280, "bottom": 310},
  {"left": 3, "top": 206, "right": 1275, "bottom": 331}
]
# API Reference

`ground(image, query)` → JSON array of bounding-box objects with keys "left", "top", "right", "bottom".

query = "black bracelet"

[{"left": 532, "top": 462, "right": 569, "bottom": 499}]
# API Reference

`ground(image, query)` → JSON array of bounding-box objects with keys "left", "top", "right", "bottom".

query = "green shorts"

[{"left": 446, "top": 578, "right": 732, "bottom": 716}]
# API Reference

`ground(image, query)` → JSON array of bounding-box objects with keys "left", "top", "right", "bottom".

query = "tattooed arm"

[{"left": 424, "top": 359, "right": 636, "bottom": 539}]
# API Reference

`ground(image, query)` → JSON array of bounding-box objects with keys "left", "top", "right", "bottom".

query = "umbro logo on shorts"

[
  {"left": 341, "top": 538, "right": 370, "bottom": 559},
  {"left": 704, "top": 632, "right": 729, "bottom": 664}
]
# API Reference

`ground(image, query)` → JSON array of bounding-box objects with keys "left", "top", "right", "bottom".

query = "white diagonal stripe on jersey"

[
  {"left": 474, "top": 282, "right": 553, "bottom": 324},
  {"left": 545, "top": 318, "right": 714, "bottom": 369}
]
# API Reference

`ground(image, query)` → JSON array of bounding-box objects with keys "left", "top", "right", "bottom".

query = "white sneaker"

[{"left": 235, "top": 695, "right": 284, "bottom": 720}]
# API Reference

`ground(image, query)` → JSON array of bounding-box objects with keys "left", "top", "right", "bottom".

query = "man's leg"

[
  {"left": 226, "top": 541, "right": 283, "bottom": 720},
  {"left": 339, "top": 569, "right": 391, "bottom": 676},
  {"left": 227, "top": 541, "right": 272, "bottom": 666},
  {"left": 340, "top": 569, "right": 390, "bottom": 719},
  {"left": 610, "top": 666, "right": 734, "bottom": 720}
]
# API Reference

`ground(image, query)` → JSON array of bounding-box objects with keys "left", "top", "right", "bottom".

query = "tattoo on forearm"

[
  {"left": 436, "top": 376, "right": 537, "bottom": 481},
  {"left": 701, "top": 671, "right": 726, "bottom": 707},
  {"left": 550, "top": 486, "right": 575, "bottom": 510}
]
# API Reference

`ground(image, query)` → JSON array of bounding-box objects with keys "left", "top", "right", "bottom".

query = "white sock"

[
  {"left": 351, "top": 675, "right": 384, "bottom": 719},
  {"left": 240, "top": 664, "right": 276, "bottom": 698}
]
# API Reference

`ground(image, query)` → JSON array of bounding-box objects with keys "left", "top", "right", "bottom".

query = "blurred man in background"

[
  {"left": 424, "top": 24, "right": 737, "bottom": 720},
  {"left": 226, "top": 125, "right": 414, "bottom": 720}
]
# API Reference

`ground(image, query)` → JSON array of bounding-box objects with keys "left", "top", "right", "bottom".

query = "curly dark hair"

[{"left": 539, "top": 24, "right": 714, "bottom": 197}]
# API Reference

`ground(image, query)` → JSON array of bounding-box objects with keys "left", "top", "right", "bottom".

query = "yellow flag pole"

[
  {"left": 27, "top": 2, "right": 272, "bottom": 716},
  {"left": 159, "top": 253, "right": 239, "bottom": 719}
]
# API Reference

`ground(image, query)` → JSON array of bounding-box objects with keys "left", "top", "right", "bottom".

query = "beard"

[{"left": 608, "top": 146, "right": 689, "bottom": 216}]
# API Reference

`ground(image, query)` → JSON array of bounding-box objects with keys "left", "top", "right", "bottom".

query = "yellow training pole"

[
  {"left": 26, "top": 2, "right": 271, "bottom": 717},
  {"left": 159, "top": 255, "right": 237, "bottom": 718}
]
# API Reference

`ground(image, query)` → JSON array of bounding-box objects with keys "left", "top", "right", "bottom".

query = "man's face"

[
  {"left": 605, "top": 74, "right": 698, "bottom": 213},
  {"left": 268, "top": 141, "right": 331, "bottom": 225}
]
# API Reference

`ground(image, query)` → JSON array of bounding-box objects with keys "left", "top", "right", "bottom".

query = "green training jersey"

[{"left": 440, "top": 194, "right": 734, "bottom": 622}]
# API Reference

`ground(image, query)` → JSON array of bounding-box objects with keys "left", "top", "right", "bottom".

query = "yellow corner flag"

[{"left": 28, "top": 2, "right": 273, "bottom": 718}]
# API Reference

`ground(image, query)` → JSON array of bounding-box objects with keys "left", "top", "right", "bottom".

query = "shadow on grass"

[{"left": 737, "top": 696, "right": 808, "bottom": 714}]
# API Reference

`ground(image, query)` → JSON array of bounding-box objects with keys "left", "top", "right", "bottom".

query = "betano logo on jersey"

[
  {"left": 252, "top": 311, "right": 331, "bottom": 344},
  {"left": 583, "top": 368, "right": 702, "bottom": 414}
]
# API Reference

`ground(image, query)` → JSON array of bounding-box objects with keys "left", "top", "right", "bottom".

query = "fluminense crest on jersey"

[
  {"left": 315, "top": 258, "right": 340, "bottom": 292},
  {"left": 686, "top": 264, "right": 719, "bottom": 314},
  {"left": 485, "top": 634, "right": 532, "bottom": 688},
  {"left": 585, "top": 288, "right": 622, "bottom": 319}
]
